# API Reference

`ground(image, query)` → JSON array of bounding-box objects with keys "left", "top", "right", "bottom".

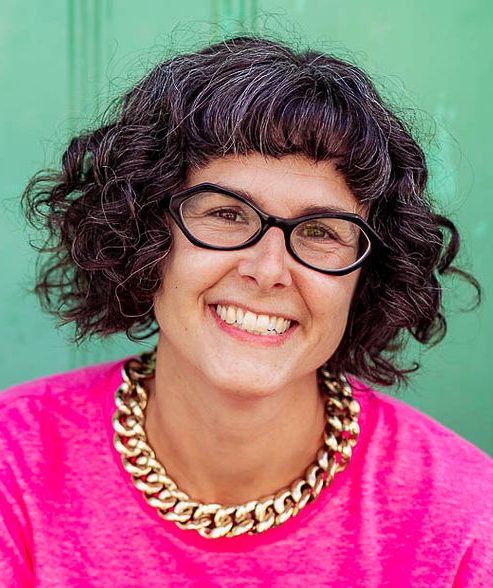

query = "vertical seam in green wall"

[
  {"left": 93, "top": 0, "right": 102, "bottom": 113},
  {"left": 67, "top": 0, "right": 108, "bottom": 131},
  {"left": 66, "top": 0, "right": 110, "bottom": 367},
  {"left": 67, "top": 0, "right": 76, "bottom": 129},
  {"left": 80, "top": 0, "right": 88, "bottom": 119},
  {"left": 238, "top": 0, "right": 246, "bottom": 29},
  {"left": 251, "top": 0, "right": 258, "bottom": 32},
  {"left": 212, "top": 0, "right": 258, "bottom": 36}
]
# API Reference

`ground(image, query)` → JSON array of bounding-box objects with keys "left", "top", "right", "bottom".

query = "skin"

[{"left": 145, "top": 153, "right": 364, "bottom": 505}]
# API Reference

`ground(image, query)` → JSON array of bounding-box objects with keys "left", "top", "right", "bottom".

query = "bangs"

[
  {"left": 174, "top": 51, "right": 393, "bottom": 200},
  {"left": 185, "top": 73, "right": 352, "bottom": 160}
]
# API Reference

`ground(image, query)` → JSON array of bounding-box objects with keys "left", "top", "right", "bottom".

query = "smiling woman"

[{"left": 1, "top": 36, "right": 492, "bottom": 587}]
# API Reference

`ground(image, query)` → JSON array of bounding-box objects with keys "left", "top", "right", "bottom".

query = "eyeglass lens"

[{"left": 179, "top": 191, "right": 370, "bottom": 271}]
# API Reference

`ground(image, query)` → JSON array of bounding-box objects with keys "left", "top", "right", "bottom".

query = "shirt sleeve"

[{"left": 0, "top": 462, "right": 35, "bottom": 587}]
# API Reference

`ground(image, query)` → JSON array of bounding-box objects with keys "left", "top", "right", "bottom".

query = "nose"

[{"left": 236, "top": 227, "right": 293, "bottom": 290}]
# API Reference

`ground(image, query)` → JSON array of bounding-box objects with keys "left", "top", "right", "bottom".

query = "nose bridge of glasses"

[
  {"left": 242, "top": 216, "right": 290, "bottom": 267},
  {"left": 255, "top": 213, "right": 293, "bottom": 249}
]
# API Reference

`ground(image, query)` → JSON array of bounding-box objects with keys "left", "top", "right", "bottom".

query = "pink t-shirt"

[{"left": 1, "top": 359, "right": 492, "bottom": 587}]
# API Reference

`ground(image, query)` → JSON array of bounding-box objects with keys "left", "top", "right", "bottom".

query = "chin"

[{"left": 202, "top": 362, "right": 289, "bottom": 400}]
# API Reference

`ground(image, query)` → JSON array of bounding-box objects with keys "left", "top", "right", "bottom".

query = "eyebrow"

[{"left": 217, "top": 184, "right": 354, "bottom": 216}]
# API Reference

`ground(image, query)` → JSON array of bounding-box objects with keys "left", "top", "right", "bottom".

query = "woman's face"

[{"left": 153, "top": 153, "right": 364, "bottom": 397}]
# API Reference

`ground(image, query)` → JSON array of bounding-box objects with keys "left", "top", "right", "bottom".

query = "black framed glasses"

[{"left": 163, "top": 182, "right": 384, "bottom": 276}]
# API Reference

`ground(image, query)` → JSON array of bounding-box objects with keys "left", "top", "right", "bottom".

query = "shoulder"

[
  {"left": 360, "top": 379, "right": 491, "bottom": 464},
  {"left": 0, "top": 357, "right": 130, "bottom": 455},
  {"left": 1, "top": 359, "right": 125, "bottom": 405},
  {"left": 351, "top": 377, "right": 493, "bottom": 463},
  {"left": 352, "top": 377, "right": 493, "bottom": 478},
  {"left": 0, "top": 355, "right": 137, "bottom": 496},
  {"left": 350, "top": 377, "right": 493, "bottom": 535},
  {"left": 0, "top": 358, "right": 126, "bottom": 419}
]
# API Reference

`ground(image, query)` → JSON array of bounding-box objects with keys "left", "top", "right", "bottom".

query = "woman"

[{"left": 1, "top": 36, "right": 492, "bottom": 586}]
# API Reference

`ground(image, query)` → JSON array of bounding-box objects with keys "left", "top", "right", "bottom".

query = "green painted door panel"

[{"left": 1, "top": 0, "right": 491, "bottom": 455}]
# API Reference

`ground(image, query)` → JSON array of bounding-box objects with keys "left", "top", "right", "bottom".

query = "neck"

[{"left": 144, "top": 344, "right": 326, "bottom": 505}]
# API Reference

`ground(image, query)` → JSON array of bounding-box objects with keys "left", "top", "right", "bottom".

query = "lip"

[{"left": 208, "top": 305, "right": 298, "bottom": 347}]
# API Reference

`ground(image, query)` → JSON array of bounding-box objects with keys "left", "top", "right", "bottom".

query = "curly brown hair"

[{"left": 23, "top": 36, "right": 480, "bottom": 386}]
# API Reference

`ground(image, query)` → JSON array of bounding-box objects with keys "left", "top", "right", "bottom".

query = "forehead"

[{"left": 185, "top": 153, "right": 365, "bottom": 217}]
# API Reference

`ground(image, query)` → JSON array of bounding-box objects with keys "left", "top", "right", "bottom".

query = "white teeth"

[
  {"left": 256, "top": 315, "right": 269, "bottom": 332},
  {"left": 242, "top": 311, "right": 257, "bottom": 331},
  {"left": 226, "top": 306, "right": 236, "bottom": 324},
  {"left": 275, "top": 316, "right": 285, "bottom": 332},
  {"left": 215, "top": 304, "right": 292, "bottom": 335}
]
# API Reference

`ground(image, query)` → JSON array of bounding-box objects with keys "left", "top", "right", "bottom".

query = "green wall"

[{"left": 1, "top": 1, "right": 491, "bottom": 455}]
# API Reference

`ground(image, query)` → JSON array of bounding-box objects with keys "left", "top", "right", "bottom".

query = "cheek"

[
  {"left": 154, "top": 233, "right": 235, "bottom": 308},
  {"left": 312, "top": 268, "right": 359, "bottom": 306},
  {"left": 306, "top": 271, "right": 360, "bottom": 336}
]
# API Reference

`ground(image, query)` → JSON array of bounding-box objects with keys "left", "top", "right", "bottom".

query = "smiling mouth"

[{"left": 213, "top": 304, "right": 293, "bottom": 336}]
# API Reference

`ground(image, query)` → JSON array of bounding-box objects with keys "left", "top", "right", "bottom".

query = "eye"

[
  {"left": 208, "top": 207, "right": 247, "bottom": 223},
  {"left": 299, "top": 223, "right": 338, "bottom": 241}
]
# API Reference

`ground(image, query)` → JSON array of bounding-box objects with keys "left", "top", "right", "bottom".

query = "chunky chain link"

[{"left": 112, "top": 349, "right": 360, "bottom": 539}]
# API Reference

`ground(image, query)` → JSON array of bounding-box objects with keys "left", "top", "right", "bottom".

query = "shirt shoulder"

[
  {"left": 0, "top": 357, "right": 135, "bottom": 587},
  {"left": 0, "top": 358, "right": 129, "bottom": 474},
  {"left": 360, "top": 380, "right": 492, "bottom": 467},
  {"left": 350, "top": 378, "right": 493, "bottom": 538},
  {"left": 0, "top": 359, "right": 125, "bottom": 408}
]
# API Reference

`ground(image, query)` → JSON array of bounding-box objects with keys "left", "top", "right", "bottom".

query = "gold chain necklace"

[{"left": 112, "top": 349, "right": 361, "bottom": 539}]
